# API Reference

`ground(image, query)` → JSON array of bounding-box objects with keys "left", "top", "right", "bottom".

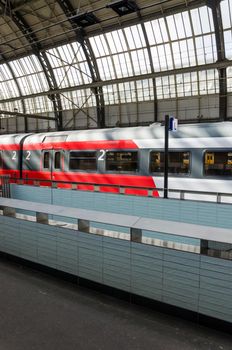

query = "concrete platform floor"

[{"left": 0, "top": 257, "right": 231, "bottom": 350}]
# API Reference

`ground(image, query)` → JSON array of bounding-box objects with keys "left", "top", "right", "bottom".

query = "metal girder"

[
  {"left": 57, "top": 0, "right": 105, "bottom": 128},
  {"left": 0, "top": 50, "right": 28, "bottom": 131},
  {"left": 0, "top": 109, "right": 56, "bottom": 121},
  {"left": 138, "top": 10, "right": 158, "bottom": 123},
  {"left": 86, "top": 0, "right": 208, "bottom": 38},
  {"left": 1, "top": 1, "right": 63, "bottom": 130},
  {"left": 0, "top": 59, "right": 231, "bottom": 105},
  {"left": 207, "top": 0, "right": 227, "bottom": 121}
]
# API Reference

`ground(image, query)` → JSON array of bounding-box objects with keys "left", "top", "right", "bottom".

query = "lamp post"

[
  {"left": 164, "top": 114, "right": 169, "bottom": 199},
  {"left": 163, "top": 115, "right": 178, "bottom": 199}
]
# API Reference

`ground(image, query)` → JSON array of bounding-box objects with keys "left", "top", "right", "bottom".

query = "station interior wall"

[{"left": 0, "top": 93, "right": 226, "bottom": 133}]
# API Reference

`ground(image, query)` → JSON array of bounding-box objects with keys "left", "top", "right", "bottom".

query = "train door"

[{"left": 42, "top": 149, "right": 64, "bottom": 182}]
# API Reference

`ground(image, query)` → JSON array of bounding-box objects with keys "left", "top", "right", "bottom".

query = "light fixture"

[
  {"left": 69, "top": 11, "right": 99, "bottom": 27},
  {"left": 106, "top": 0, "right": 139, "bottom": 16}
]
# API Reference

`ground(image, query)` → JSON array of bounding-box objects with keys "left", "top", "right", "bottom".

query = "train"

[{"left": 0, "top": 121, "right": 232, "bottom": 198}]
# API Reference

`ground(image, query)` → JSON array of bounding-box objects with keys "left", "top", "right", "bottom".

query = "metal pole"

[{"left": 164, "top": 114, "right": 169, "bottom": 199}]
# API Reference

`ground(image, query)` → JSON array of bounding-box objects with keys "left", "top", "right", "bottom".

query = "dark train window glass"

[
  {"left": 54, "top": 152, "right": 61, "bottom": 170},
  {"left": 43, "top": 152, "right": 50, "bottom": 169},
  {"left": 204, "top": 151, "right": 232, "bottom": 176},
  {"left": 106, "top": 151, "right": 138, "bottom": 172},
  {"left": 69, "top": 151, "right": 97, "bottom": 171},
  {"left": 150, "top": 151, "right": 190, "bottom": 174}
]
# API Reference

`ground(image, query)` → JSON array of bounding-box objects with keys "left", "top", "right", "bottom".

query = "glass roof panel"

[
  {"left": 24, "top": 96, "right": 54, "bottom": 114},
  {"left": 199, "top": 69, "right": 219, "bottom": 95},
  {"left": 113, "top": 53, "right": 133, "bottom": 78},
  {"left": 130, "top": 49, "right": 151, "bottom": 75},
  {"left": 156, "top": 75, "right": 176, "bottom": 99},
  {"left": 89, "top": 35, "right": 110, "bottom": 57},
  {"left": 96, "top": 57, "right": 116, "bottom": 80},
  {"left": 221, "top": 0, "right": 232, "bottom": 30},
  {"left": 224, "top": 30, "right": 232, "bottom": 59},
  {"left": 0, "top": 64, "right": 19, "bottom": 98},
  {"left": 178, "top": 12, "right": 192, "bottom": 38},
  {"left": 118, "top": 81, "right": 136, "bottom": 103},
  {"left": 166, "top": 15, "right": 178, "bottom": 41},
  {"left": 103, "top": 84, "right": 119, "bottom": 105},
  {"left": 106, "top": 30, "right": 127, "bottom": 54},
  {"left": 156, "top": 69, "right": 218, "bottom": 100},
  {"left": 145, "top": 18, "right": 169, "bottom": 45},
  {"left": 227, "top": 67, "right": 232, "bottom": 92},
  {"left": 175, "top": 14, "right": 186, "bottom": 39},
  {"left": 46, "top": 48, "right": 60, "bottom": 68},
  {"left": 0, "top": 100, "right": 23, "bottom": 113},
  {"left": 136, "top": 79, "right": 154, "bottom": 101},
  {"left": 191, "top": 7, "right": 214, "bottom": 35},
  {"left": 60, "top": 89, "right": 95, "bottom": 110},
  {"left": 46, "top": 44, "right": 92, "bottom": 87},
  {"left": 176, "top": 72, "right": 199, "bottom": 97},
  {"left": 145, "top": 6, "right": 217, "bottom": 73},
  {"left": 154, "top": 44, "right": 173, "bottom": 71},
  {"left": 0, "top": 4, "right": 222, "bottom": 115},
  {"left": 9, "top": 55, "right": 49, "bottom": 94},
  {"left": 195, "top": 35, "right": 217, "bottom": 65},
  {"left": 9, "top": 55, "right": 44, "bottom": 77},
  {"left": 103, "top": 79, "right": 154, "bottom": 105},
  {"left": 91, "top": 24, "right": 150, "bottom": 81},
  {"left": 124, "top": 25, "right": 146, "bottom": 49}
]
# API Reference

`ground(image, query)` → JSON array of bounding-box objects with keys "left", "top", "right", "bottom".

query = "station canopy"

[{"left": 0, "top": 0, "right": 231, "bottom": 131}]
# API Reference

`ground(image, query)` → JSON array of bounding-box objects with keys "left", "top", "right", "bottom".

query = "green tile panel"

[{"left": 1, "top": 190, "right": 232, "bottom": 324}]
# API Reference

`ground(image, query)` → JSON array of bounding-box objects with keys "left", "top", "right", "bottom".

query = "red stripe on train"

[
  {"left": 21, "top": 171, "right": 159, "bottom": 197},
  {"left": 0, "top": 144, "right": 20, "bottom": 151},
  {"left": 23, "top": 140, "right": 138, "bottom": 150},
  {"left": 22, "top": 170, "right": 154, "bottom": 186}
]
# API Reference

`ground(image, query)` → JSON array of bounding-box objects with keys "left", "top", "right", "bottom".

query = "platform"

[
  {"left": 0, "top": 186, "right": 232, "bottom": 329},
  {"left": 0, "top": 255, "right": 232, "bottom": 350}
]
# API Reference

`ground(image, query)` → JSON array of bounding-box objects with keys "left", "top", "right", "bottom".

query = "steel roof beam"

[
  {"left": 0, "top": 59, "right": 230, "bottom": 105},
  {"left": 207, "top": 0, "right": 227, "bottom": 121},
  {"left": 0, "top": 109, "right": 56, "bottom": 121},
  {"left": 137, "top": 9, "right": 158, "bottom": 123},
  {"left": 1, "top": 2, "right": 63, "bottom": 131},
  {"left": 0, "top": 47, "right": 27, "bottom": 131},
  {"left": 57, "top": 0, "right": 105, "bottom": 128},
  {"left": 86, "top": 0, "right": 208, "bottom": 38},
  {"left": 5, "top": 62, "right": 28, "bottom": 131}
]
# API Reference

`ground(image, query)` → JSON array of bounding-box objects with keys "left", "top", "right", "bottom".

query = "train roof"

[
  {"left": 0, "top": 133, "right": 30, "bottom": 145},
  {"left": 22, "top": 122, "right": 232, "bottom": 144},
  {"left": 1, "top": 122, "right": 232, "bottom": 145}
]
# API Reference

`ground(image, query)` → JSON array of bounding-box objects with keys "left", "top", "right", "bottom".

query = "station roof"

[{"left": 0, "top": 0, "right": 231, "bottom": 130}]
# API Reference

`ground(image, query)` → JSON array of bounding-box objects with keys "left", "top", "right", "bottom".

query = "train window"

[
  {"left": 106, "top": 151, "right": 138, "bottom": 172},
  {"left": 204, "top": 151, "right": 232, "bottom": 176},
  {"left": 54, "top": 152, "right": 61, "bottom": 170},
  {"left": 44, "top": 135, "right": 67, "bottom": 143},
  {"left": 43, "top": 152, "right": 50, "bottom": 169},
  {"left": 150, "top": 151, "right": 190, "bottom": 174},
  {"left": 69, "top": 151, "right": 97, "bottom": 171}
]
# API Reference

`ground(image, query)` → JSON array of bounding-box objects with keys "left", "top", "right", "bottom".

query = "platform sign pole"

[{"left": 164, "top": 114, "right": 169, "bottom": 199}]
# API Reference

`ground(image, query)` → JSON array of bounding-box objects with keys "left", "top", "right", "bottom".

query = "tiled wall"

[
  {"left": 0, "top": 214, "right": 231, "bottom": 323},
  {"left": 11, "top": 184, "right": 232, "bottom": 229}
]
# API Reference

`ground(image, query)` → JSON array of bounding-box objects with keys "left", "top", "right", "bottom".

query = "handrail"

[
  {"left": 0, "top": 197, "right": 232, "bottom": 260},
  {"left": 9, "top": 176, "right": 232, "bottom": 204}
]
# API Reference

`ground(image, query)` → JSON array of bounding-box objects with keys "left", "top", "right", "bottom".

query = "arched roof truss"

[{"left": 0, "top": 0, "right": 231, "bottom": 131}]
